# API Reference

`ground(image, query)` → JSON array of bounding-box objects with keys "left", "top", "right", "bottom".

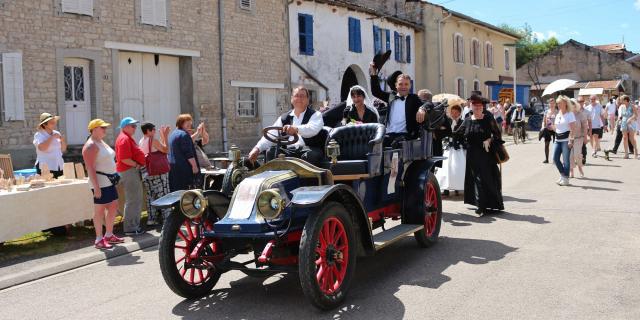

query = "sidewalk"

[{"left": 0, "top": 230, "right": 160, "bottom": 290}]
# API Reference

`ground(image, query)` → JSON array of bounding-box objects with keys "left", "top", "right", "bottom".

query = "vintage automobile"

[{"left": 151, "top": 107, "right": 446, "bottom": 310}]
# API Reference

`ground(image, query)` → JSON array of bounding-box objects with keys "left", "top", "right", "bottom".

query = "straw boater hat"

[{"left": 38, "top": 113, "right": 60, "bottom": 127}]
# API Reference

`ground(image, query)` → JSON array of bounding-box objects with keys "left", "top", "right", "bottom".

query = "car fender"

[
  {"left": 290, "top": 185, "right": 375, "bottom": 256},
  {"left": 402, "top": 159, "right": 440, "bottom": 224}
]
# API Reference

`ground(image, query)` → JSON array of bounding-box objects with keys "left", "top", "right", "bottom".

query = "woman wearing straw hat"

[
  {"left": 33, "top": 113, "right": 67, "bottom": 178},
  {"left": 435, "top": 101, "right": 466, "bottom": 196}
]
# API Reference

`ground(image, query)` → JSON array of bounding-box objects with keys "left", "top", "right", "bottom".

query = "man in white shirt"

[
  {"left": 584, "top": 95, "right": 605, "bottom": 157},
  {"left": 511, "top": 104, "right": 526, "bottom": 140},
  {"left": 369, "top": 63, "right": 427, "bottom": 147},
  {"left": 248, "top": 86, "right": 325, "bottom": 165},
  {"left": 605, "top": 98, "right": 617, "bottom": 134}
]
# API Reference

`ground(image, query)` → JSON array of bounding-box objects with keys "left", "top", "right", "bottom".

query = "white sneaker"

[
  {"left": 559, "top": 177, "right": 570, "bottom": 186},
  {"left": 556, "top": 176, "right": 563, "bottom": 185}
]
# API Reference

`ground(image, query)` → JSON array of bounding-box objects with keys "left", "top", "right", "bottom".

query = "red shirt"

[{"left": 115, "top": 132, "right": 146, "bottom": 172}]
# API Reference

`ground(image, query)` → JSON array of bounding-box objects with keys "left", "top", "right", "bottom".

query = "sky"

[{"left": 435, "top": 0, "right": 640, "bottom": 53}]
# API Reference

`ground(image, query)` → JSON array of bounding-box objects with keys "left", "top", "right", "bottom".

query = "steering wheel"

[{"left": 262, "top": 126, "right": 299, "bottom": 146}]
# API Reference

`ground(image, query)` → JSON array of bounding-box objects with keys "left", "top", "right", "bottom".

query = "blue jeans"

[{"left": 553, "top": 140, "right": 571, "bottom": 177}]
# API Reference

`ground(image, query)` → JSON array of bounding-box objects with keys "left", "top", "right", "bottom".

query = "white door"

[
  {"left": 118, "top": 52, "right": 144, "bottom": 123},
  {"left": 64, "top": 58, "right": 91, "bottom": 144},
  {"left": 142, "top": 54, "right": 180, "bottom": 129},
  {"left": 259, "top": 88, "right": 278, "bottom": 128}
]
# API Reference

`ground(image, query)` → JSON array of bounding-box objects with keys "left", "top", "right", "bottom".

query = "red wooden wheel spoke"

[
  {"left": 198, "top": 269, "right": 204, "bottom": 284},
  {"left": 177, "top": 230, "right": 188, "bottom": 243},
  {"left": 176, "top": 255, "right": 186, "bottom": 264},
  {"left": 184, "top": 221, "right": 195, "bottom": 239},
  {"left": 180, "top": 267, "right": 186, "bottom": 278},
  {"left": 175, "top": 245, "right": 187, "bottom": 250}
]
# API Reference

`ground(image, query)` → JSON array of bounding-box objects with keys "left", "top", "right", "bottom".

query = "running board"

[{"left": 373, "top": 224, "right": 423, "bottom": 251}]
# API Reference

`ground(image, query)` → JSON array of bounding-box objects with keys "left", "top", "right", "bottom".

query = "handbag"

[
  {"left": 145, "top": 138, "right": 170, "bottom": 176},
  {"left": 491, "top": 139, "right": 510, "bottom": 164},
  {"left": 96, "top": 171, "right": 120, "bottom": 186}
]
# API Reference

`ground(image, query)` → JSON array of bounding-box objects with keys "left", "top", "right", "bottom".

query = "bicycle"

[{"left": 512, "top": 120, "right": 526, "bottom": 144}]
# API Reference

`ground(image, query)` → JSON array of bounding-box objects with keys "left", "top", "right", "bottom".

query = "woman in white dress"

[{"left": 436, "top": 103, "right": 466, "bottom": 195}]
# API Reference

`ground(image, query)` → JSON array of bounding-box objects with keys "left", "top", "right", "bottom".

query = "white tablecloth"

[{"left": 0, "top": 181, "right": 94, "bottom": 242}]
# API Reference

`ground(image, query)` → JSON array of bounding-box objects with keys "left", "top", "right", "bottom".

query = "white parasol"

[{"left": 542, "top": 79, "right": 578, "bottom": 97}]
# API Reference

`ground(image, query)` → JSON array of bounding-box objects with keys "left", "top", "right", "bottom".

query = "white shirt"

[
  {"left": 555, "top": 111, "right": 576, "bottom": 138},
  {"left": 89, "top": 140, "right": 117, "bottom": 189},
  {"left": 255, "top": 108, "right": 324, "bottom": 152},
  {"left": 33, "top": 130, "right": 64, "bottom": 171},
  {"left": 387, "top": 98, "right": 407, "bottom": 133},
  {"left": 606, "top": 102, "right": 617, "bottom": 115},
  {"left": 511, "top": 108, "right": 525, "bottom": 122},
  {"left": 585, "top": 103, "right": 604, "bottom": 128}
]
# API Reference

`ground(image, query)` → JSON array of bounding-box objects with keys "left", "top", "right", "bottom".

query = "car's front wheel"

[
  {"left": 158, "top": 213, "right": 222, "bottom": 299},
  {"left": 298, "top": 202, "right": 357, "bottom": 310}
]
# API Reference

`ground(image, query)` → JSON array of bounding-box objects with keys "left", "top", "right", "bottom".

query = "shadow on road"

[
  {"left": 444, "top": 210, "right": 550, "bottom": 227},
  {"left": 170, "top": 237, "right": 516, "bottom": 320},
  {"left": 585, "top": 163, "right": 621, "bottom": 168},
  {"left": 575, "top": 177, "right": 622, "bottom": 184},
  {"left": 503, "top": 195, "right": 537, "bottom": 203},
  {"left": 566, "top": 185, "right": 619, "bottom": 192}
]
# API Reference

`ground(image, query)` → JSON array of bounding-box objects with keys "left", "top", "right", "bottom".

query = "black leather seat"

[{"left": 322, "top": 123, "right": 385, "bottom": 175}]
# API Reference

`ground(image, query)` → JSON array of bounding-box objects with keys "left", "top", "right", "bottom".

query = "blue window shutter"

[
  {"left": 385, "top": 29, "right": 391, "bottom": 51},
  {"left": 355, "top": 19, "right": 362, "bottom": 53},
  {"left": 394, "top": 31, "right": 400, "bottom": 61},
  {"left": 298, "top": 14, "right": 305, "bottom": 54},
  {"left": 306, "top": 15, "right": 314, "bottom": 55},
  {"left": 373, "top": 25, "right": 381, "bottom": 53},
  {"left": 348, "top": 17, "right": 358, "bottom": 52},
  {"left": 407, "top": 35, "right": 412, "bottom": 63}
]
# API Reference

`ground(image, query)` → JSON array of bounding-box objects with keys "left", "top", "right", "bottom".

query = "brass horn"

[{"left": 179, "top": 189, "right": 208, "bottom": 219}]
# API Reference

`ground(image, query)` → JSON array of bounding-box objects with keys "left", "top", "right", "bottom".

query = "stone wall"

[{"left": 0, "top": 0, "right": 289, "bottom": 167}]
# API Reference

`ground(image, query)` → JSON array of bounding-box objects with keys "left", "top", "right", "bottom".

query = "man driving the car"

[{"left": 248, "top": 86, "right": 325, "bottom": 165}]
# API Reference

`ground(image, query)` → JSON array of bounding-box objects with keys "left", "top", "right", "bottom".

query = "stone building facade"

[
  {"left": 416, "top": 2, "right": 520, "bottom": 101},
  {"left": 288, "top": 0, "right": 421, "bottom": 107},
  {"left": 517, "top": 40, "right": 640, "bottom": 100},
  {"left": 0, "top": 0, "right": 290, "bottom": 168}
]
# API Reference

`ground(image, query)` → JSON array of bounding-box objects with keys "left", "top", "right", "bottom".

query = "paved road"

[{"left": 2, "top": 135, "right": 640, "bottom": 320}]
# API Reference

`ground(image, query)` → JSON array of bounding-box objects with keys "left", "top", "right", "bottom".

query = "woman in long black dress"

[{"left": 463, "top": 93, "right": 504, "bottom": 216}]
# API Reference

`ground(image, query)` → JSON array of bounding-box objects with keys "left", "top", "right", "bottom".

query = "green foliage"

[{"left": 498, "top": 23, "right": 560, "bottom": 68}]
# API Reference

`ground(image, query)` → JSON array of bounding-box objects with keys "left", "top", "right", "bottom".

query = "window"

[
  {"left": 237, "top": 88, "right": 258, "bottom": 117},
  {"left": 455, "top": 78, "right": 465, "bottom": 97},
  {"left": 373, "top": 25, "right": 382, "bottom": 54},
  {"left": 394, "top": 32, "right": 407, "bottom": 63},
  {"left": 298, "top": 13, "right": 314, "bottom": 55},
  {"left": 485, "top": 42, "right": 494, "bottom": 68},
  {"left": 1, "top": 52, "right": 25, "bottom": 121},
  {"left": 385, "top": 29, "right": 391, "bottom": 51},
  {"left": 61, "top": 0, "right": 93, "bottom": 16},
  {"left": 473, "top": 79, "right": 480, "bottom": 92},
  {"left": 238, "top": 0, "right": 253, "bottom": 11},
  {"left": 471, "top": 38, "right": 480, "bottom": 67},
  {"left": 504, "top": 48, "right": 510, "bottom": 71},
  {"left": 406, "top": 35, "right": 411, "bottom": 63},
  {"left": 141, "top": 0, "right": 167, "bottom": 27},
  {"left": 348, "top": 17, "right": 362, "bottom": 53},
  {"left": 453, "top": 33, "right": 464, "bottom": 63}
]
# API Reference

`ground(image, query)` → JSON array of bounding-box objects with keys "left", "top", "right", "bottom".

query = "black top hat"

[
  {"left": 467, "top": 91, "right": 489, "bottom": 104},
  {"left": 373, "top": 50, "right": 392, "bottom": 70}
]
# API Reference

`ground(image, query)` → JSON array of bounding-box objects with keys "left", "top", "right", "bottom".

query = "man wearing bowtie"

[{"left": 369, "top": 63, "right": 427, "bottom": 147}]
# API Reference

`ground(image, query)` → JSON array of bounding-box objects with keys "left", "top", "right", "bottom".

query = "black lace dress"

[{"left": 462, "top": 113, "right": 504, "bottom": 211}]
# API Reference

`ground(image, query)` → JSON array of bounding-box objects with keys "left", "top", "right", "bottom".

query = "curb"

[{"left": 0, "top": 233, "right": 159, "bottom": 290}]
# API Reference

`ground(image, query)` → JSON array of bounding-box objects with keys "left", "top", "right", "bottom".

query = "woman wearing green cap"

[{"left": 33, "top": 113, "right": 67, "bottom": 178}]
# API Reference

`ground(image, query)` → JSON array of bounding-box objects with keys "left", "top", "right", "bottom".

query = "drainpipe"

[
  {"left": 218, "top": 0, "right": 228, "bottom": 151},
  {"left": 437, "top": 11, "right": 452, "bottom": 93}
]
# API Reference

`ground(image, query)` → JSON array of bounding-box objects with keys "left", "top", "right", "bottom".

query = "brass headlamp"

[
  {"left": 179, "top": 189, "right": 208, "bottom": 219},
  {"left": 257, "top": 188, "right": 285, "bottom": 220}
]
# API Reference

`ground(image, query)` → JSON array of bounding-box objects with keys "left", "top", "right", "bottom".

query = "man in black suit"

[{"left": 369, "top": 63, "right": 426, "bottom": 147}]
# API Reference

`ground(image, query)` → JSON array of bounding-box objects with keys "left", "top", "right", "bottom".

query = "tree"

[{"left": 498, "top": 23, "right": 560, "bottom": 68}]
